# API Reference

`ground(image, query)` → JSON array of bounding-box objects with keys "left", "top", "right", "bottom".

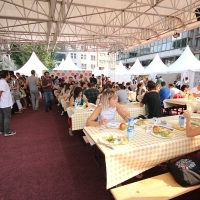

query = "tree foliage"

[{"left": 10, "top": 44, "right": 56, "bottom": 69}]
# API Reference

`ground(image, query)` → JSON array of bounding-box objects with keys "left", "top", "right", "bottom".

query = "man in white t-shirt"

[
  {"left": 190, "top": 82, "right": 200, "bottom": 97},
  {"left": 0, "top": 70, "right": 16, "bottom": 136},
  {"left": 168, "top": 83, "right": 180, "bottom": 99}
]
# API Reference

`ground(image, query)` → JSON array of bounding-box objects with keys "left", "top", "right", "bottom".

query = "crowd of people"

[{"left": 1, "top": 69, "right": 200, "bottom": 139}]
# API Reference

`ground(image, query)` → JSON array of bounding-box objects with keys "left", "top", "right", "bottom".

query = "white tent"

[
  {"left": 142, "top": 54, "right": 167, "bottom": 75},
  {"left": 53, "top": 63, "right": 59, "bottom": 70},
  {"left": 115, "top": 61, "right": 129, "bottom": 75},
  {"left": 163, "top": 46, "right": 200, "bottom": 73},
  {"left": 92, "top": 67, "right": 101, "bottom": 76},
  {"left": 101, "top": 64, "right": 109, "bottom": 76},
  {"left": 162, "top": 46, "right": 200, "bottom": 88},
  {"left": 15, "top": 52, "right": 48, "bottom": 77},
  {"left": 56, "top": 54, "right": 81, "bottom": 70},
  {"left": 114, "top": 61, "right": 131, "bottom": 82},
  {"left": 127, "top": 58, "right": 144, "bottom": 75}
]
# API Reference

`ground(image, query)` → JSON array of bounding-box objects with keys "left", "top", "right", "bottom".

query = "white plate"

[
  {"left": 98, "top": 134, "right": 127, "bottom": 145},
  {"left": 75, "top": 106, "right": 83, "bottom": 109},
  {"left": 106, "top": 122, "right": 120, "bottom": 128},
  {"left": 134, "top": 119, "right": 148, "bottom": 126},
  {"left": 150, "top": 125, "right": 174, "bottom": 139}
]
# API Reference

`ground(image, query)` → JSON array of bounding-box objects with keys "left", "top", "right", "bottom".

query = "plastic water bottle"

[
  {"left": 127, "top": 117, "right": 134, "bottom": 140},
  {"left": 83, "top": 100, "right": 86, "bottom": 109},
  {"left": 74, "top": 98, "right": 78, "bottom": 108},
  {"left": 179, "top": 115, "right": 185, "bottom": 127}
]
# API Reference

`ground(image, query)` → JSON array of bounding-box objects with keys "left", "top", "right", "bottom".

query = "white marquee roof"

[
  {"left": 1, "top": 0, "right": 200, "bottom": 52},
  {"left": 15, "top": 52, "right": 48, "bottom": 76},
  {"left": 128, "top": 58, "right": 144, "bottom": 75},
  {"left": 115, "top": 61, "right": 129, "bottom": 75},
  {"left": 56, "top": 54, "right": 81, "bottom": 70},
  {"left": 163, "top": 46, "right": 200, "bottom": 73},
  {"left": 142, "top": 54, "right": 167, "bottom": 74}
]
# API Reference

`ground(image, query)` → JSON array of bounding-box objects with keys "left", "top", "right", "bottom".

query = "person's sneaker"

[
  {"left": 4, "top": 131, "right": 16, "bottom": 137},
  {"left": 15, "top": 111, "right": 22, "bottom": 114},
  {"left": 57, "top": 103, "right": 60, "bottom": 106}
]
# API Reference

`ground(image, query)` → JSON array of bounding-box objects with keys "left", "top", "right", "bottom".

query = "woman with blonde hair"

[{"left": 86, "top": 89, "right": 130, "bottom": 126}]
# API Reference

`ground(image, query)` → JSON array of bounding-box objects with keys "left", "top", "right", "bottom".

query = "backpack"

[{"left": 167, "top": 157, "right": 200, "bottom": 187}]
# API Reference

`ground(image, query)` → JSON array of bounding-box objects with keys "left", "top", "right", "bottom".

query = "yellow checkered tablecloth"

[
  {"left": 83, "top": 114, "right": 200, "bottom": 189},
  {"left": 69, "top": 103, "right": 145, "bottom": 130},
  {"left": 164, "top": 98, "right": 200, "bottom": 112}
]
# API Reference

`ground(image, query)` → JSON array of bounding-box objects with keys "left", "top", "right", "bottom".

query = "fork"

[{"left": 98, "top": 142, "right": 114, "bottom": 150}]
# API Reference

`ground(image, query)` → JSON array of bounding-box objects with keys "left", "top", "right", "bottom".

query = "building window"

[
  {"left": 99, "top": 60, "right": 106, "bottom": 63},
  {"left": 91, "top": 55, "right": 96, "bottom": 61},
  {"left": 81, "top": 64, "right": 86, "bottom": 69},
  {"left": 81, "top": 54, "right": 83, "bottom": 59},
  {"left": 71, "top": 53, "right": 76, "bottom": 59},
  {"left": 91, "top": 64, "right": 95, "bottom": 69}
]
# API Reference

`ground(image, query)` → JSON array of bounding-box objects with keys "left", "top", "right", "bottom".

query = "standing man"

[
  {"left": 27, "top": 70, "right": 40, "bottom": 111},
  {"left": 42, "top": 71, "right": 54, "bottom": 112},
  {"left": 90, "top": 74, "right": 97, "bottom": 84},
  {"left": 0, "top": 70, "right": 16, "bottom": 136}
]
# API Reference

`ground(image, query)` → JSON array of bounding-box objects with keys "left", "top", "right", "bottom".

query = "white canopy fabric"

[
  {"left": 2, "top": 1, "right": 200, "bottom": 52},
  {"left": 115, "top": 61, "right": 129, "bottom": 75},
  {"left": 15, "top": 52, "right": 48, "bottom": 77},
  {"left": 101, "top": 64, "right": 109, "bottom": 76},
  {"left": 127, "top": 58, "right": 144, "bottom": 75},
  {"left": 92, "top": 67, "right": 101, "bottom": 76},
  {"left": 56, "top": 54, "right": 81, "bottom": 70},
  {"left": 163, "top": 46, "right": 200, "bottom": 73},
  {"left": 142, "top": 54, "right": 167, "bottom": 74},
  {"left": 162, "top": 46, "right": 200, "bottom": 88},
  {"left": 53, "top": 63, "right": 59, "bottom": 70}
]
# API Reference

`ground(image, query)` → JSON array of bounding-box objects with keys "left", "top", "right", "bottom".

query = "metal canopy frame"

[{"left": 0, "top": 0, "right": 200, "bottom": 52}]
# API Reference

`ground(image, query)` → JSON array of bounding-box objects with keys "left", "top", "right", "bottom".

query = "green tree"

[{"left": 10, "top": 44, "right": 56, "bottom": 69}]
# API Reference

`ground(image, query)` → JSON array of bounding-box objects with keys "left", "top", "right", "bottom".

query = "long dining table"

[
  {"left": 68, "top": 102, "right": 145, "bottom": 131},
  {"left": 83, "top": 114, "right": 200, "bottom": 189},
  {"left": 163, "top": 98, "right": 200, "bottom": 112}
]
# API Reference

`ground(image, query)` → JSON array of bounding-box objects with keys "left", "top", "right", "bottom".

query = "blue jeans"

[{"left": 43, "top": 91, "right": 54, "bottom": 111}]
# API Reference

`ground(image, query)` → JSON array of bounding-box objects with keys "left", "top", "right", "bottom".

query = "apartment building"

[
  {"left": 117, "top": 27, "right": 200, "bottom": 67},
  {"left": 55, "top": 50, "right": 109, "bottom": 70}
]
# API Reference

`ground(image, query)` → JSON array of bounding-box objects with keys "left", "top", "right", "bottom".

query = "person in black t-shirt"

[{"left": 140, "top": 81, "right": 163, "bottom": 118}]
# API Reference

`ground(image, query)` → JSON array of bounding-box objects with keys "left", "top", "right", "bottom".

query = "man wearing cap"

[{"left": 190, "top": 82, "right": 200, "bottom": 97}]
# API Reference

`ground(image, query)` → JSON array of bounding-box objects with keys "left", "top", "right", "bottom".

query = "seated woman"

[
  {"left": 140, "top": 81, "right": 163, "bottom": 119},
  {"left": 136, "top": 82, "right": 145, "bottom": 102},
  {"left": 67, "top": 87, "right": 88, "bottom": 136},
  {"left": 86, "top": 89, "right": 130, "bottom": 127},
  {"left": 179, "top": 85, "right": 189, "bottom": 98}
]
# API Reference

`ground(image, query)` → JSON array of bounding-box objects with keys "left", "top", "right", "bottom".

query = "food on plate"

[
  {"left": 153, "top": 125, "right": 173, "bottom": 138},
  {"left": 153, "top": 125, "right": 161, "bottom": 133},
  {"left": 119, "top": 122, "right": 127, "bottom": 131},
  {"left": 190, "top": 118, "right": 200, "bottom": 126},
  {"left": 172, "top": 124, "right": 197, "bottom": 131},
  {"left": 102, "top": 135, "right": 128, "bottom": 145},
  {"left": 135, "top": 119, "right": 147, "bottom": 126},
  {"left": 172, "top": 124, "right": 185, "bottom": 131}
]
